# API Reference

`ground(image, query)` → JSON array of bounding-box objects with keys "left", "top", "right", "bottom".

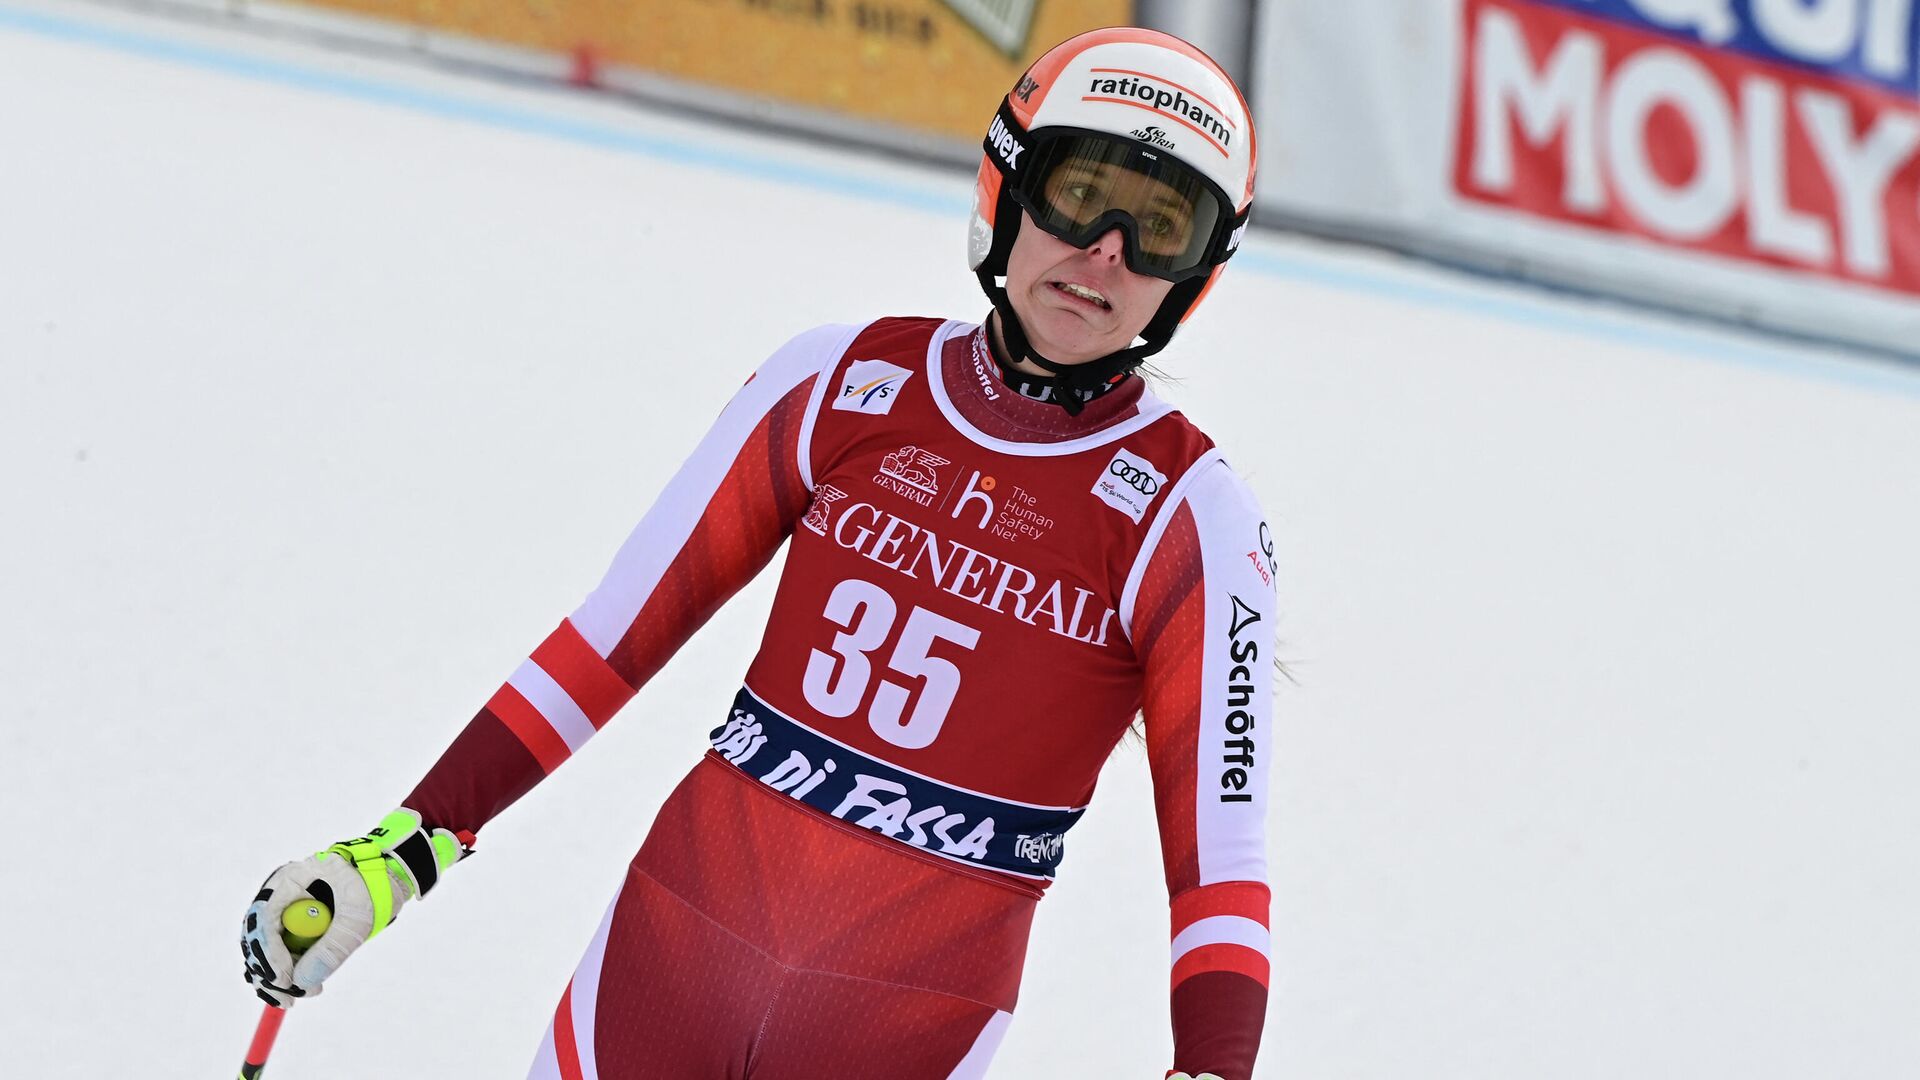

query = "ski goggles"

[{"left": 1002, "top": 126, "right": 1242, "bottom": 282}]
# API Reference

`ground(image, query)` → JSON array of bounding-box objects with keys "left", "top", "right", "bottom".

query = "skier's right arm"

[
  {"left": 240, "top": 324, "right": 854, "bottom": 1004},
  {"left": 404, "top": 323, "right": 852, "bottom": 835}
]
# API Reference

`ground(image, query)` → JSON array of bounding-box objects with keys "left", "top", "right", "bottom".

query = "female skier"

[{"left": 242, "top": 26, "right": 1274, "bottom": 1080}]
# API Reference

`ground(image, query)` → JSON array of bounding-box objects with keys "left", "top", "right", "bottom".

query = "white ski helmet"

[{"left": 969, "top": 27, "right": 1257, "bottom": 395}]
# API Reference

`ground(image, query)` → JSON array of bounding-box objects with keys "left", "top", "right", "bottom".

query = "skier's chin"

[{"left": 1025, "top": 307, "right": 1119, "bottom": 366}]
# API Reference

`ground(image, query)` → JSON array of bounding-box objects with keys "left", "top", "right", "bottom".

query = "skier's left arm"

[{"left": 1127, "top": 454, "right": 1277, "bottom": 1080}]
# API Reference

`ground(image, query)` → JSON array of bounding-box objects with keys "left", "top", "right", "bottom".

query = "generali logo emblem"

[
  {"left": 833, "top": 359, "right": 912, "bottom": 416},
  {"left": 802, "top": 485, "right": 849, "bottom": 537},
  {"left": 875, "top": 445, "right": 950, "bottom": 507}
]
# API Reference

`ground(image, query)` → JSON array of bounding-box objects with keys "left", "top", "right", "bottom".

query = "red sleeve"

[
  {"left": 404, "top": 325, "right": 855, "bottom": 836},
  {"left": 1131, "top": 457, "right": 1276, "bottom": 1080}
]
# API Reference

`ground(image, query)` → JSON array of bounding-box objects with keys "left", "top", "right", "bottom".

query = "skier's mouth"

[{"left": 1050, "top": 281, "right": 1110, "bottom": 311}]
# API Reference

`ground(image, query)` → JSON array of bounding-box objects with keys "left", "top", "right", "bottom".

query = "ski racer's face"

[{"left": 1001, "top": 207, "right": 1176, "bottom": 371}]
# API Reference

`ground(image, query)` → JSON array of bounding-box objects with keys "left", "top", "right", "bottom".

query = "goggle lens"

[{"left": 1013, "top": 133, "right": 1230, "bottom": 281}]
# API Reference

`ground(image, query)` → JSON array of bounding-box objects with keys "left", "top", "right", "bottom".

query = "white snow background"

[{"left": 3, "top": 2, "right": 1918, "bottom": 1076}]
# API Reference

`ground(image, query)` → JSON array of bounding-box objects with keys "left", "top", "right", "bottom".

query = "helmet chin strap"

[
  {"left": 973, "top": 181, "right": 1216, "bottom": 413},
  {"left": 977, "top": 268, "right": 1165, "bottom": 417}
]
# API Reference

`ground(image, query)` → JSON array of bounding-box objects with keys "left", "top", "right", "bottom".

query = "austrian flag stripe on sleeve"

[
  {"left": 494, "top": 621, "right": 640, "bottom": 774},
  {"left": 1170, "top": 881, "right": 1272, "bottom": 989},
  {"left": 507, "top": 658, "right": 597, "bottom": 752},
  {"left": 1172, "top": 941, "right": 1269, "bottom": 989},
  {"left": 532, "top": 620, "right": 636, "bottom": 730},
  {"left": 487, "top": 682, "right": 571, "bottom": 775}
]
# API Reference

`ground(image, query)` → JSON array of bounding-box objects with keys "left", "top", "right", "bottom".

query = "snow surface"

[{"left": 3, "top": 2, "right": 1919, "bottom": 1076}]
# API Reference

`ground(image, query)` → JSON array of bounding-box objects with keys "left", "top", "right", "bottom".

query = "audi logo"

[{"left": 1109, "top": 460, "right": 1159, "bottom": 495}]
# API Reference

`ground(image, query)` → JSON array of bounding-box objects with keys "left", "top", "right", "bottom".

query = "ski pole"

[{"left": 239, "top": 898, "right": 332, "bottom": 1079}]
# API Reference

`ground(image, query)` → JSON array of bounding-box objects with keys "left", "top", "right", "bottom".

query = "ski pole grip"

[{"left": 280, "top": 898, "right": 333, "bottom": 953}]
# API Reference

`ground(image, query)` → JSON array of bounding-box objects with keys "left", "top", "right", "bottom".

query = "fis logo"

[
  {"left": 834, "top": 359, "right": 912, "bottom": 415},
  {"left": 986, "top": 113, "right": 1026, "bottom": 171},
  {"left": 1091, "top": 448, "right": 1166, "bottom": 523}
]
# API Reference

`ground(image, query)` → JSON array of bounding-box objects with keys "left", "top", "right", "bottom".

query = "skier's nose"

[{"left": 1084, "top": 226, "right": 1127, "bottom": 264}]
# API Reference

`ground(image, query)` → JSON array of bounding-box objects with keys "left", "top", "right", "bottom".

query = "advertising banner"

[
  {"left": 1254, "top": 0, "right": 1920, "bottom": 356},
  {"left": 291, "top": 0, "right": 1133, "bottom": 141}
]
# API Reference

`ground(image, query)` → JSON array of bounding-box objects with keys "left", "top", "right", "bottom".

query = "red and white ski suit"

[{"left": 405, "top": 317, "right": 1277, "bottom": 1079}]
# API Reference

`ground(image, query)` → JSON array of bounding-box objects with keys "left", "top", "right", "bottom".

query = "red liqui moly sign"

[{"left": 1454, "top": 0, "right": 1920, "bottom": 295}]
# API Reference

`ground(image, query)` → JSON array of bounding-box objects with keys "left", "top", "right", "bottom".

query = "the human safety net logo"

[
  {"left": 833, "top": 359, "right": 913, "bottom": 415},
  {"left": 1092, "top": 448, "right": 1166, "bottom": 523}
]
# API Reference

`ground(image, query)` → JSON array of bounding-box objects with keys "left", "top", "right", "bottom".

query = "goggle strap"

[{"left": 983, "top": 100, "right": 1034, "bottom": 183}]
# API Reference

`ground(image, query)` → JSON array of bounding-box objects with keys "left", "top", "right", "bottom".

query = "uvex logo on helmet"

[
  {"left": 986, "top": 114, "right": 1026, "bottom": 171},
  {"left": 1084, "top": 71, "right": 1233, "bottom": 154}
]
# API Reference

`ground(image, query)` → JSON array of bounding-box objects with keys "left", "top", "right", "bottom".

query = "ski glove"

[{"left": 241, "top": 809, "right": 469, "bottom": 1007}]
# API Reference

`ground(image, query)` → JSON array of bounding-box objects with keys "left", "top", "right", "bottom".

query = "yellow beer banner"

[{"left": 293, "top": 0, "right": 1133, "bottom": 139}]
